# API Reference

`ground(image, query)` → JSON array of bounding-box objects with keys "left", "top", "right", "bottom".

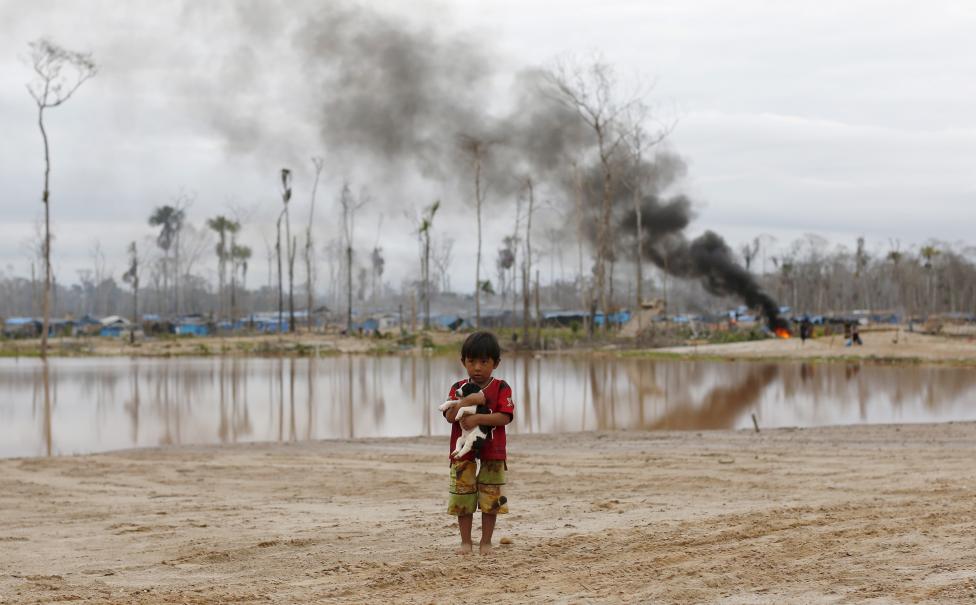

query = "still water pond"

[{"left": 2, "top": 355, "right": 974, "bottom": 458}]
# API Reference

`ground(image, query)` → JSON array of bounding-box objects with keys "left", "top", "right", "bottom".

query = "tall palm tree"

[
  {"left": 230, "top": 243, "right": 251, "bottom": 320},
  {"left": 149, "top": 205, "right": 184, "bottom": 315},
  {"left": 920, "top": 245, "right": 940, "bottom": 269},
  {"left": 207, "top": 215, "right": 239, "bottom": 320},
  {"left": 278, "top": 169, "right": 293, "bottom": 334}
]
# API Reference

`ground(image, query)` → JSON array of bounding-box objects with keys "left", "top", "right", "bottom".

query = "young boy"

[{"left": 443, "top": 331, "right": 514, "bottom": 555}]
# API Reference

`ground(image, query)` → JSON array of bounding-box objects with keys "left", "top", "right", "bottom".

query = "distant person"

[
  {"left": 441, "top": 331, "right": 514, "bottom": 556},
  {"left": 852, "top": 323, "right": 863, "bottom": 346},
  {"left": 800, "top": 318, "right": 812, "bottom": 344},
  {"left": 844, "top": 322, "right": 853, "bottom": 347}
]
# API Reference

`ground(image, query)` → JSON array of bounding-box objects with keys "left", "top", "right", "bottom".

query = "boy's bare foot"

[
  {"left": 456, "top": 542, "right": 473, "bottom": 555},
  {"left": 479, "top": 542, "right": 493, "bottom": 556}
]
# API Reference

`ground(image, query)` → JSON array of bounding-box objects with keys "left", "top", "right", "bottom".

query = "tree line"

[
  {"left": 16, "top": 38, "right": 973, "bottom": 354},
  {"left": 4, "top": 229, "right": 974, "bottom": 325}
]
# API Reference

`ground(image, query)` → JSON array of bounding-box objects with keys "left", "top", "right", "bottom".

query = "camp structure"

[{"left": 98, "top": 315, "right": 141, "bottom": 338}]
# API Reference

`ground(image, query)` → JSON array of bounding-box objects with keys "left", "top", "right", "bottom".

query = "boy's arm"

[
  {"left": 459, "top": 380, "right": 515, "bottom": 429},
  {"left": 444, "top": 391, "right": 486, "bottom": 423},
  {"left": 444, "top": 402, "right": 462, "bottom": 423},
  {"left": 459, "top": 411, "right": 511, "bottom": 431}
]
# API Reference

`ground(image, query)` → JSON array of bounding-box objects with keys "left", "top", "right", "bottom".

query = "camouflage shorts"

[{"left": 447, "top": 459, "right": 509, "bottom": 516}]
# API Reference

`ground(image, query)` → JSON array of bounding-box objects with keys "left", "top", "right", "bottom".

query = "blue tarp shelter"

[
  {"left": 3, "top": 317, "right": 40, "bottom": 337},
  {"left": 596, "top": 310, "right": 631, "bottom": 326},
  {"left": 432, "top": 314, "right": 467, "bottom": 331},
  {"left": 353, "top": 318, "right": 380, "bottom": 333},
  {"left": 175, "top": 321, "right": 210, "bottom": 336},
  {"left": 100, "top": 325, "right": 125, "bottom": 337}
]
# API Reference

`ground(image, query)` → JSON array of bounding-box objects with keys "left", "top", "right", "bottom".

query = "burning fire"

[{"left": 774, "top": 327, "right": 791, "bottom": 339}]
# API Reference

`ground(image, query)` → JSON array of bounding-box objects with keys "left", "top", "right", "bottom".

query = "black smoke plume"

[
  {"left": 621, "top": 195, "right": 788, "bottom": 331},
  {"left": 192, "top": 2, "right": 594, "bottom": 192},
  {"left": 559, "top": 148, "right": 785, "bottom": 330},
  {"left": 296, "top": 3, "right": 493, "bottom": 177},
  {"left": 189, "top": 1, "right": 786, "bottom": 329}
]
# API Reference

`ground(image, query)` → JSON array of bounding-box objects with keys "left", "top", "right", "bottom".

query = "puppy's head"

[{"left": 457, "top": 382, "right": 481, "bottom": 398}]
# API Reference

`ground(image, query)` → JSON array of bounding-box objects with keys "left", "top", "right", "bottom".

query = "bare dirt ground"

[
  {"left": 657, "top": 328, "right": 976, "bottom": 365},
  {"left": 0, "top": 331, "right": 435, "bottom": 357},
  {"left": 7, "top": 327, "right": 975, "bottom": 366},
  {"left": 2, "top": 424, "right": 976, "bottom": 604}
]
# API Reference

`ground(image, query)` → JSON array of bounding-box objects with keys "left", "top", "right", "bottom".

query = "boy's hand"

[
  {"left": 459, "top": 414, "right": 480, "bottom": 431},
  {"left": 444, "top": 402, "right": 463, "bottom": 423},
  {"left": 460, "top": 391, "right": 486, "bottom": 406}
]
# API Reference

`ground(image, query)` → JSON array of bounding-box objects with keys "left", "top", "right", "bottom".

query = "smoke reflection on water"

[{"left": 1, "top": 355, "right": 975, "bottom": 458}]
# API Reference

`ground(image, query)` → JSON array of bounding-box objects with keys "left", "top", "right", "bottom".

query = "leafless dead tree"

[
  {"left": 432, "top": 237, "right": 454, "bottom": 293},
  {"left": 458, "top": 134, "right": 495, "bottom": 328},
  {"left": 226, "top": 202, "right": 256, "bottom": 320},
  {"left": 521, "top": 177, "right": 536, "bottom": 343},
  {"left": 339, "top": 183, "right": 368, "bottom": 333},
  {"left": 262, "top": 233, "right": 274, "bottom": 309},
  {"left": 546, "top": 56, "right": 638, "bottom": 333},
  {"left": 305, "top": 157, "right": 324, "bottom": 331},
  {"left": 740, "top": 238, "right": 760, "bottom": 272},
  {"left": 623, "top": 101, "right": 673, "bottom": 329},
  {"left": 122, "top": 242, "right": 139, "bottom": 342},
  {"left": 176, "top": 219, "right": 211, "bottom": 311},
  {"left": 569, "top": 158, "right": 593, "bottom": 335},
  {"left": 324, "top": 237, "right": 342, "bottom": 313},
  {"left": 168, "top": 192, "right": 194, "bottom": 315},
  {"left": 88, "top": 241, "right": 108, "bottom": 315},
  {"left": 22, "top": 224, "right": 45, "bottom": 318},
  {"left": 511, "top": 190, "right": 524, "bottom": 328},
  {"left": 417, "top": 200, "right": 440, "bottom": 330},
  {"left": 26, "top": 38, "right": 96, "bottom": 357}
]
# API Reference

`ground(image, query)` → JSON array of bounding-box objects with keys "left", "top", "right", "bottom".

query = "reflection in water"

[
  {"left": 124, "top": 361, "right": 139, "bottom": 444},
  {"left": 649, "top": 364, "right": 778, "bottom": 430},
  {"left": 42, "top": 361, "right": 52, "bottom": 457},
  {"left": 216, "top": 357, "right": 252, "bottom": 444},
  {"left": 423, "top": 354, "right": 431, "bottom": 437},
  {"left": 347, "top": 355, "right": 354, "bottom": 439},
  {"left": 3, "top": 355, "right": 976, "bottom": 458},
  {"left": 307, "top": 356, "right": 315, "bottom": 441}
]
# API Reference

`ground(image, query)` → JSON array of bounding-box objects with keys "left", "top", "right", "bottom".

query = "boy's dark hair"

[{"left": 460, "top": 331, "right": 501, "bottom": 363}]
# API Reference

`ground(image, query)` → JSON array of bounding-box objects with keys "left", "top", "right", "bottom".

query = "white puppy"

[{"left": 438, "top": 384, "right": 491, "bottom": 459}]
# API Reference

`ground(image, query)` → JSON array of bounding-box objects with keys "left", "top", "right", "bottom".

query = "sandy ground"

[
  {"left": 658, "top": 329, "right": 976, "bottom": 364},
  {"left": 3, "top": 424, "right": 976, "bottom": 604}
]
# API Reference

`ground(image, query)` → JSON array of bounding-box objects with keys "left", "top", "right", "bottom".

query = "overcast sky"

[{"left": 1, "top": 0, "right": 974, "bottom": 294}]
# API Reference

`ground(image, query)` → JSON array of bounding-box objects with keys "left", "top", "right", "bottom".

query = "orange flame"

[{"left": 775, "top": 327, "right": 791, "bottom": 339}]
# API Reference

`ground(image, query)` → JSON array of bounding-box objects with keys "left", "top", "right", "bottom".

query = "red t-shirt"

[{"left": 446, "top": 377, "right": 515, "bottom": 462}]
